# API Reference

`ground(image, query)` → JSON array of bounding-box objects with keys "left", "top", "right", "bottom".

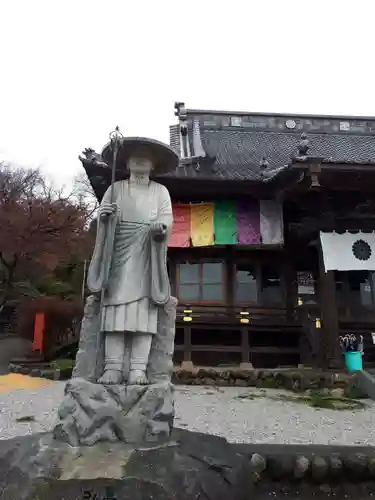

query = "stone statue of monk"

[{"left": 86, "top": 138, "right": 177, "bottom": 386}]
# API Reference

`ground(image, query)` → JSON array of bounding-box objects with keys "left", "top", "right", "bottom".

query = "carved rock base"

[
  {"left": 54, "top": 378, "right": 174, "bottom": 446},
  {"left": 0, "top": 430, "right": 253, "bottom": 500}
]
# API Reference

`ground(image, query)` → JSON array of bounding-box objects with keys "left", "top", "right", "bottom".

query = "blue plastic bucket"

[{"left": 344, "top": 351, "right": 363, "bottom": 372}]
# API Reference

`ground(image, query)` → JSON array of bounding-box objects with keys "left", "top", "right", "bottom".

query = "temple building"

[
  {"left": 84, "top": 103, "right": 375, "bottom": 369},
  {"left": 163, "top": 103, "right": 375, "bottom": 369}
]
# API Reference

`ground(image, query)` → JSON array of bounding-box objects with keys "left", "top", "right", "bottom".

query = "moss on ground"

[
  {"left": 259, "top": 375, "right": 279, "bottom": 389},
  {"left": 237, "top": 388, "right": 367, "bottom": 411},
  {"left": 51, "top": 358, "right": 75, "bottom": 379},
  {"left": 52, "top": 359, "right": 75, "bottom": 371},
  {"left": 344, "top": 384, "right": 368, "bottom": 400}
]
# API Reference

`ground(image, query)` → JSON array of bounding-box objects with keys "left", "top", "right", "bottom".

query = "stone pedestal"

[
  {"left": 0, "top": 429, "right": 253, "bottom": 500},
  {"left": 54, "top": 378, "right": 174, "bottom": 446}
]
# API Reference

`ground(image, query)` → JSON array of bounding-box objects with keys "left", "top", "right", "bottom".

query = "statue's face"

[{"left": 128, "top": 156, "right": 153, "bottom": 176}]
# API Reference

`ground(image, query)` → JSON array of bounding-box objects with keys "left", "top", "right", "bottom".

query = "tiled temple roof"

[
  {"left": 81, "top": 105, "right": 375, "bottom": 201},
  {"left": 166, "top": 104, "right": 375, "bottom": 182}
]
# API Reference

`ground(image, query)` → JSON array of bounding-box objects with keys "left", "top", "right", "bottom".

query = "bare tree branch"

[
  {"left": 72, "top": 172, "right": 99, "bottom": 221},
  {"left": 0, "top": 164, "right": 93, "bottom": 307}
]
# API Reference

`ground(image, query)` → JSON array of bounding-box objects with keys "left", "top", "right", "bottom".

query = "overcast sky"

[{"left": 0, "top": 0, "right": 373, "bottom": 187}]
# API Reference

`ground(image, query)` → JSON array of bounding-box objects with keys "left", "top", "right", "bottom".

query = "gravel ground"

[{"left": 1, "top": 383, "right": 375, "bottom": 445}]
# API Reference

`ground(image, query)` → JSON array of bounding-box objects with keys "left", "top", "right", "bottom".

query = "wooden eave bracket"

[
  {"left": 275, "top": 171, "right": 309, "bottom": 202},
  {"left": 308, "top": 163, "right": 322, "bottom": 188},
  {"left": 292, "top": 157, "right": 325, "bottom": 189}
]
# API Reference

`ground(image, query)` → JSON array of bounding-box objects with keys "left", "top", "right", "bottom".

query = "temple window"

[
  {"left": 202, "top": 262, "right": 224, "bottom": 301},
  {"left": 235, "top": 263, "right": 257, "bottom": 303},
  {"left": 234, "top": 262, "right": 284, "bottom": 305},
  {"left": 260, "top": 266, "right": 283, "bottom": 305},
  {"left": 177, "top": 261, "right": 224, "bottom": 303}
]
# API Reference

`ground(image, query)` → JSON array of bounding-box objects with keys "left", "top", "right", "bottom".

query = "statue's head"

[
  {"left": 128, "top": 154, "right": 154, "bottom": 177},
  {"left": 101, "top": 137, "right": 178, "bottom": 179}
]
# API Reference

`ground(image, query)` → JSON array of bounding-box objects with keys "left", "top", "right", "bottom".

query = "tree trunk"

[{"left": 0, "top": 253, "right": 18, "bottom": 311}]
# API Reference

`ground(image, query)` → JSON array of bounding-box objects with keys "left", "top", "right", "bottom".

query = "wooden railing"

[{"left": 176, "top": 303, "right": 301, "bottom": 331}]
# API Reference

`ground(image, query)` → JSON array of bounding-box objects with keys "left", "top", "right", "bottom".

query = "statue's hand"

[
  {"left": 99, "top": 202, "right": 117, "bottom": 218},
  {"left": 150, "top": 222, "right": 166, "bottom": 241}
]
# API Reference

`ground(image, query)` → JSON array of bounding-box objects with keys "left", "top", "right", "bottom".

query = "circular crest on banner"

[{"left": 352, "top": 239, "right": 372, "bottom": 261}]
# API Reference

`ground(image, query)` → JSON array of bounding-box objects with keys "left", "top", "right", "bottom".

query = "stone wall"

[
  {"left": 9, "top": 363, "right": 366, "bottom": 397},
  {"left": 172, "top": 366, "right": 359, "bottom": 393}
]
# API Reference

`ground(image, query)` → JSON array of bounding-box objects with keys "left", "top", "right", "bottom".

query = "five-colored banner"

[{"left": 168, "top": 199, "right": 284, "bottom": 247}]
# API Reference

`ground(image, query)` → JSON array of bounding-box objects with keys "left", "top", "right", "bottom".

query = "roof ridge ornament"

[
  {"left": 174, "top": 101, "right": 190, "bottom": 158},
  {"left": 174, "top": 101, "right": 186, "bottom": 118},
  {"left": 192, "top": 118, "right": 206, "bottom": 159},
  {"left": 296, "top": 132, "right": 310, "bottom": 158},
  {"left": 260, "top": 155, "right": 269, "bottom": 169},
  {"left": 79, "top": 148, "right": 108, "bottom": 168},
  {"left": 175, "top": 101, "right": 188, "bottom": 136}
]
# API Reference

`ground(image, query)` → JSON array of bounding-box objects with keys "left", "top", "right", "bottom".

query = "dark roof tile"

[
  {"left": 168, "top": 108, "right": 375, "bottom": 181},
  {"left": 203, "top": 129, "right": 375, "bottom": 167}
]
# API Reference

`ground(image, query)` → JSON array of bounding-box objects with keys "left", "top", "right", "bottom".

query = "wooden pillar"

[
  {"left": 317, "top": 246, "right": 342, "bottom": 369},
  {"left": 32, "top": 312, "right": 45, "bottom": 354},
  {"left": 241, "top": 328, "right": 250, "bottom": 363},
  {"left": 227, "top": 245, "right": 235, "bottom": 312},
  {"left": 284, "top": 254, "right": 296, "bottom": 322},
  {"left": 184, "top": 326, "right": 192, "bottom": 362}
]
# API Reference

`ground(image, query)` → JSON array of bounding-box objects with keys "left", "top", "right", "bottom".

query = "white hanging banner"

[
  {"left": 320, "top": 231, "right": 375, "bottom": 271},
  {"left": 260, "top": 200, "right": 284, "bottom": 245}
]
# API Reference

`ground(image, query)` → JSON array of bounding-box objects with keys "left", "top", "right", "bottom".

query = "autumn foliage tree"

[
  {"left": 0, "top": 164, "right": 93, "bottom": 309},
  {"left": 73, "top": 171, "right": 99, "bottom": 220}
]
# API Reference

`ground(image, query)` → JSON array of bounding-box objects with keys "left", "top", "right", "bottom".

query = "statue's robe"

[{"left": 87, "top": 179, "right": 173, "bottom": 335}]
